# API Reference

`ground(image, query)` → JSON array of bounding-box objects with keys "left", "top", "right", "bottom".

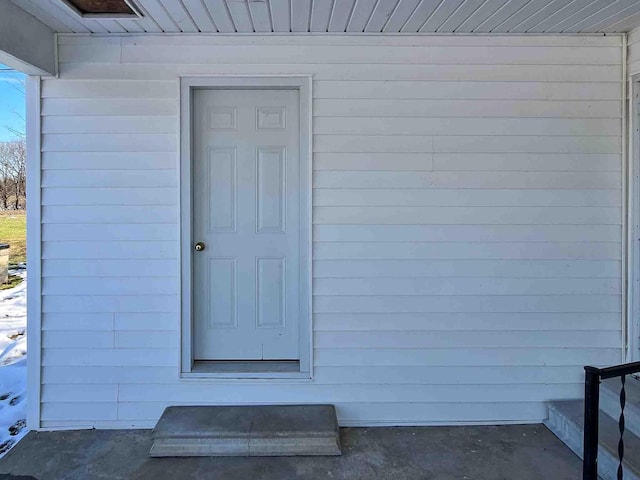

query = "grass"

[
  {"left": 0, "top": 275, "right": 22, "bottom": 290},
  {"left": 0, "top": 212, "right": 26, "bottom": 265}
]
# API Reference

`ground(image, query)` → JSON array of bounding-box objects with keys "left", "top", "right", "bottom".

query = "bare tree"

[
  {"left": 0, "top": 141, "right": 26, "bottom": 210},
  {"left": 0, "top": 67, "right": 26, "bottom": 209},
  {"left": 0, "top": 160, "right": 10, "bottom": 210}
]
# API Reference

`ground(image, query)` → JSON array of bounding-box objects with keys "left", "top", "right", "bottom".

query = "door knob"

[{"left": 194, "top": 242, "right": 205, "bottom": 252}]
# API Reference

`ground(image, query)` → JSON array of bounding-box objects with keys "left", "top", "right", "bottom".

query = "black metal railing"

[{"left": 583, "top": 361, "right": 640, "bottom": 480}]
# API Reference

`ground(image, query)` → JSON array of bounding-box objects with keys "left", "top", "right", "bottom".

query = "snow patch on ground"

[{"left": 0, "top": 267, "right": 27, "bottom": 457}]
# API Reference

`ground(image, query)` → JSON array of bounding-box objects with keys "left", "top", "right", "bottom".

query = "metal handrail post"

[{"left": 583, "top": 366, "right": 601, "bottom": 480}]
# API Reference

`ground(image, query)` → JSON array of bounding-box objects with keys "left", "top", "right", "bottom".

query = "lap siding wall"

[{"left": 38, "top": 34, "right": 623, "bottom": 428}]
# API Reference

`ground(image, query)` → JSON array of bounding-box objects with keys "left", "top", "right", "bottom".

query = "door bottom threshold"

[{"left": 192, "top": 360, "right": 300, "bottom": 374}]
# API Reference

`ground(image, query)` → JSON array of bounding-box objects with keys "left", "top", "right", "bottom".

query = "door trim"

[{"left": 178, "top": 75, "right": 313, "bottom": 379}]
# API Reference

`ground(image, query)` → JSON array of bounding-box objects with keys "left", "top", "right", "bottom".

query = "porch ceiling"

[{"left": 9, "top": 0, "right": 640, "bottom": 35}]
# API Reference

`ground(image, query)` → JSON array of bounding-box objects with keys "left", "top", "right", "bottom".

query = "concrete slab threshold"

[
  {"left": 150, "top": 405, "right": 342, "bottom": 457},
  {"left": 0, "top": 425, "right": 583, "bottom": 480}
]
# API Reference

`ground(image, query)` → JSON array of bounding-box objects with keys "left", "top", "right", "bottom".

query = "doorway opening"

[{"left": 179, "top": 77, "right": 312, "bottom": 379}]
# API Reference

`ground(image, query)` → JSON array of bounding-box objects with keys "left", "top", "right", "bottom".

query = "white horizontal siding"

[
  {"left": 43, "top": 259, "right": 176, "bottom": 277},
  {"left": 313, "top": 278, "right": 621, "bottom": 296},
  {"left": 314, "top": 99, "right": 621, "bottom": 118},
  {"left": 118, "top": 401, "right": 551, "bottom": 427},
  {"left": 60, "top": 62, "right": 623, "bottom": 83},
  {"left": 108, "top": 383, "right": 584, "bottom": 404},
  {"left": 312, "top": 208, "right": 621, "bottom": 225},
  {"left": 313, "top": 171, "right": 621, "bottom": 189},
  {"left": 314, "top": 330, "right": 621, "bottom": 349},
  {"left": 314, "top": 225, "right": 623, "bottom": 241},
  {"left": 313, "top": 81, "right": 622, "bottom": 100},
  {"left": 313, "top": 295, "right": 621, "bottom": 314},
  {"left": 313, "top": 190, "right": 622, "bottom": 206},
  {"left": 42, "top": 152, "right": 176, "bottom": 170},
  {"left": 117, "top": 46, "right": 619, "bottom": 66},
  {"left": 314, "top": 348, "right": 620, "bottom": 367},
  {"left": 42, "top": 134, "right": 176, "bottom": 152},
  {"left": 312, "top": 242, "right": 621, "bottom": 259},
  {"left": 312, "top": 224, "right": 620, "bottom": 246},
  {"left": 315, "top": 118, "right": 622, "bottom": 137},
  {"left": 314, "top": 313, "right": 621, "bottom": 331},
  {"left": 42, "top": 170, "right": 176, "bottom": 187},
  {"left": 38, "top": 33, "right": 624, "bottom": 429},
  {"left": 315, "top": 135, "right": 620, "bottom": 153},
  {"left": 42, "top": 296, "right": 177, "bottom": 313},
  {"left": 312, "top": 260, "right": 621, "bottom": 278}
]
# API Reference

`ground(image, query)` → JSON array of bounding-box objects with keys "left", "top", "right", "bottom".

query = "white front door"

[{"left": 192, "top": 89, "right": 300, "bottom": 361}]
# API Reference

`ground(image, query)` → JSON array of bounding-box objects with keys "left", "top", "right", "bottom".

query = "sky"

[{"left": 0, "top": 64, "right": 25, "bottom": 142}]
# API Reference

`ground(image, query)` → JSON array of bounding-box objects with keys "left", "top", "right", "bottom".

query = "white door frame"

[{"left": 178, "top": 75, "right": 313, "bottom": 378}]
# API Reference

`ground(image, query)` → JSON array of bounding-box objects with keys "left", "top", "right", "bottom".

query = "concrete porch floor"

[{"left": 0, "top": 425, "right": 581, "bottom": 479}]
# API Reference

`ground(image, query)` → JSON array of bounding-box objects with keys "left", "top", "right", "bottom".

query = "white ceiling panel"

[
  {"left": 158, "top": 0, "right": 199, "bottom": 32},
  {"left": 546, "top": 0, "right": 612, "bottom": 32},
  {"left": 310, "top": 0, "right": 334, "bottom": 32},
  {"left": 95, "top": 18, "right": 126, "bottom": 32},
  {"left": 180, "top": 0, "right": 217, "bottom": 32},
  {"left": 135, "top": 0, "right": 180, "bottom": 32},
  {"left": 225, "top": 0, "right": 254, "bottom": 31},
  {"left": 603, "top": 9, "right": 640, "bottom": 33},
  {"left": 203, "top": 0, "right": 235, "bottom": 32},
  {"left": 568, "top": 0, "right": 640, "bottom": 33},
  {"left": 291, "top": 0, "right": 312, "bottom": 32},
  {"left": 455, "top": 0, "right": 510, "bottom": 33},
  {"left": 10, "top": 0, "right": 640, "bottom": 34},
  {"left": 472, "top": 0, "right": 529, "bottom": 32},
  {"left": 420, "top": 0, "right": 466, "bottom": 32},
  {"left": 493, "top": 0, "right": 556, "bottom": 32},
  {"left": 365, "top": 0, "right": 400, "bottom": 32},
  {"left": 438, "top": 0, "right": 486, "bottom": 32},
  {"left": 127, "top": 2, "right": 161, "bottom": 31},
  {"left": 531, "top": 0, "right": 597, "bottom": 33},
  {"left": 382, "top": 0, "right": 420, "bottom": 32},
  {"left": 247, "top": 0, "right": 272, "bottom": 32},
  {"left": 268, "top": 0, "right": 290, "bottom": 31},
  {"left": 346, "top": 0, "right": 378, "bottom": 32},
  {"left": 401, "top": 0, "right": 441, "bottom": 32},
  {"left": 509, "top": 0, "right": 575, "bottom": 33},
  {"left": 328, "top": 0, "right": 356, "bottom": 32}
]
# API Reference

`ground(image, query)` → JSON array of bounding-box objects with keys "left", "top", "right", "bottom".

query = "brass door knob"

[{"left": 194, "top": 242, "right": 205, "bottom": 252}]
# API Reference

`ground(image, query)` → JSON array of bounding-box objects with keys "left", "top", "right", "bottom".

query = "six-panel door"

[{"left": 192, "top": 89, "right": 300, "bottom": 360}]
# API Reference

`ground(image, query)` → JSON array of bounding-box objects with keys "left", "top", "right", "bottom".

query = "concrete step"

[
  {"left": 150, "top": 405, "right": 342, "bottom": 457},
  {"left": 601, "top": 376, "right": 640, "bottom": 439},
  {"left": 545, "top": 400, "right": 640, "bottom": 480}
]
